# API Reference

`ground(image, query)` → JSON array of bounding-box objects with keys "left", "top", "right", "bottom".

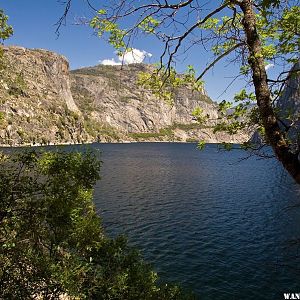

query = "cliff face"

[
  {"left": 71, "top": 64, "right": 216, "bottom": 133},
  {"left": 277, "top": 61, "right": 300, "bottom": 150},
  {"left": 0, "top": 46, "right": 248, "bottom": 145},
  {"left": 277, "top": 62, "right": 300, "bottom": 114},
  {"left": 0, "top": 46, "right": 84, "bottom": 145},
  {"left": 70, "top": 64, "right": 248, "bottom": 143}
]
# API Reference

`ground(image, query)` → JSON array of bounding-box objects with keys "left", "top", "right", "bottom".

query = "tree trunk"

[{"left": 238, "top": 0, "right": 300, "bottom": 184}]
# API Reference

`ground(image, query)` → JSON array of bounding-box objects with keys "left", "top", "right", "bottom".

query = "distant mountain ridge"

[{"left": 0, "top": 46, "right": 249, "bottom": 146}]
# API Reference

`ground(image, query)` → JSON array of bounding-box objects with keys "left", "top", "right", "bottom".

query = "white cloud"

[
  {"left": 100, "top": 48, "right": 152, "bottom": 65},
  {"left": 101, "top": 58, "right": 121, "bottom": 66},
  {"left": 122, "top": 49, "right": 152, "bottom": 64},
  {"left": 265, "top": 63, "right": 274, "bottom": 71}
]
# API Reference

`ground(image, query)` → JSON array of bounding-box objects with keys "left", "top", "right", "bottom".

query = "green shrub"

[
  {"left": 84, "top": 119, "right": 120, "bottom": 141},
  {"left": 0, "top": 150, "right": 193, "bottom": 299},
  {"left": 129, "top": 122, "right": 205, "bottom": 140},
  {"left": 0, "top": 112, "right": 5, "bottom": 127},
  {"left": 170, "top": 123, "right": 204, "bottom": 131},
  {"left": 8, "top": 73, "right": 27, "bottom": 97},
  {"left": 119, "top": 95, "right": 132, "bottom": 103},
  {"left": 186, "top": 138, "right": 198, "bottom": 143}
]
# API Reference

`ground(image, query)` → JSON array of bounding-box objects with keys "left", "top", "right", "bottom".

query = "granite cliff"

[
  {"left": 250, "top": 61, "right": 300, "bottom": 149},
  {"left": 0, "top": 46, "right": 249, "bottom": 146},
  {"left": 0, "top": 46, "right": 83, "bottom": 145},
  {"left": 277, "top": 61, "right": 300, "bottom": 150}
]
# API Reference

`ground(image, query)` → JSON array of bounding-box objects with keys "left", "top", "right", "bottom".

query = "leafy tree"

[
  {"left": 0, "top": 150, "right": 193, "bottom": 299},
  {"left": 61, "top": 0, "right": 300, "bottom": 183},
  {"left": 0, "top": 9, "right": 13, "bottom": 73},
  {"left": 0, "top": 9, "right": 13, "bottom": 44}
]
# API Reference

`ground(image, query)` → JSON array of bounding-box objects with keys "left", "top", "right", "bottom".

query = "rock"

[
  {"left": 0, "top": 46, "right": 249, "bottom": 145},
  {"left": 70, "top": 64, "right": 249, "bottom": 143},
  {"left": 277, "top": 61, "right": 300, "bottom": 149},
  {"left": 277, "top": 61, "right": 300, "bottom": 116}
]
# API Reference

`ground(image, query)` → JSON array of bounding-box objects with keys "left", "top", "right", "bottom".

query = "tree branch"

[{"left": 197, "top": 42, "right": 244, "bottom": 81}]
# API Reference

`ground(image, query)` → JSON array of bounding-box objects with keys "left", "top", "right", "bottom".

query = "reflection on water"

[{"left": 91, "top": 143, "right": 300, "bottom": 299}]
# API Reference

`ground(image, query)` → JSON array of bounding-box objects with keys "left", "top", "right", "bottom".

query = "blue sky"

[{"left": 2, "top": 0, "right": 253, "bottom": 102}]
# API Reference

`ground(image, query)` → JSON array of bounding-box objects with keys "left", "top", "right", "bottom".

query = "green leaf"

[{"left": 197, "top": 140, "right": 206, "bottom": 150}]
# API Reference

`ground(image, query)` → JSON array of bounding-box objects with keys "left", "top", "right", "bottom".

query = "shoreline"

[
  {"left": 0, "top": 141, "right": 193, "bottom": 148},
  {"left": 0, "top": 140, "right": 244, "bottom": 149}
]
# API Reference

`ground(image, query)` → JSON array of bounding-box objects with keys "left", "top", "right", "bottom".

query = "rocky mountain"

[
  {"left": 250, "top": 61, "right": 300, "bottom": 148},
  {"left": 0, "top": 46, "right": 249, "bottom": 146},
  {"left": 277, "top": 61, "right": 300, "bottom": 149},
  {"left": 0, "top": 46, "right": 83, "bottom": 145},
  {"left": 277, "top": 62, "right": 300, "bottom": 113}
]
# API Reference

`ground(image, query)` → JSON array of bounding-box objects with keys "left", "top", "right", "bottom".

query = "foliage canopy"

[
  {"left": 0, "top": 150, "right": 193, "bottom": 299},
  {"left": 0, "top": 9, "right": 13, "bottom": 43}
]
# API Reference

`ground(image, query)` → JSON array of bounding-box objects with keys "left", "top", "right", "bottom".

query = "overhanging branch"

[{"left": 197, "top": 42, "right": 243, "bottom": 81}]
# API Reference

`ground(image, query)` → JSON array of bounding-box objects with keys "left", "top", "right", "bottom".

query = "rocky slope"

[
  {"left": 0, "top": 46, "right": 249, "bottom": 146},
  {"left": 250, "top": 61, "right": 300, "bottom": 148},
  {"left": 277, "top": 61, "right": 300, "bottom": 149},
  {"left": 0, "top": 46, "right": 84, "bottom": 145}
]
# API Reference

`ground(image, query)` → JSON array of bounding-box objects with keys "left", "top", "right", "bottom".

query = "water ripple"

[{"left": 92, "top": 143, "right": 300, "bottom": 299}]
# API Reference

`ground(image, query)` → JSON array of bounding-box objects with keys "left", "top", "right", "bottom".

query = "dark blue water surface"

[{"left": 89, "top": 142, "right": 300, "bottom": 300}]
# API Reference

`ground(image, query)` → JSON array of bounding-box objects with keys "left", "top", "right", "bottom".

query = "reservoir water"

[{"left": 90, "top": 142, "right": 300, "bottom": 299}]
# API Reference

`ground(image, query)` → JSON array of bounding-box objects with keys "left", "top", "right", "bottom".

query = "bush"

[{"left": 0, "top": 150, "right": 193, "bottom": 299}]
